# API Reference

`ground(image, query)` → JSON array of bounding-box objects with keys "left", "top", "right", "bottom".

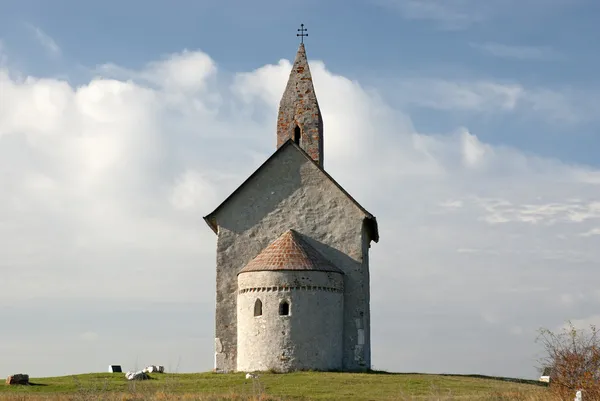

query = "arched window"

[
  {"left": 279, "top": 301, "right": 290, "bottom": 316},
  {"left": 254, "top": 299, "right": 262, "bottom": 317},
  {"left": 293, "top": 126, "right": 301, "bottom": 145}
]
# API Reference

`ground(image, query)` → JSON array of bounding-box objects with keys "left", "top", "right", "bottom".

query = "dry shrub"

[{"left": 537, "top": 321, "right": 600, "bottom": 399}]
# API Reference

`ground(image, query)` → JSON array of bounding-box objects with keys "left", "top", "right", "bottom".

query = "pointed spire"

[
  {"left": 238, "top": 230, "right": 342, "bottom": 274},
  {"left": 277, "top": 43, "right": 324, "bottom": 168}
]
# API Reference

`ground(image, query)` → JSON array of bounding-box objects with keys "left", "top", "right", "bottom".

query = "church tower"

[
  {"left": 204, "top": 26, "right": 378, "bottom": 373},
  {"left": 276, "top": 43, "right": 324, "bottom": 167}
]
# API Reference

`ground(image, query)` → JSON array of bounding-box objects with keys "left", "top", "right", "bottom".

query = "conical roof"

[
  {"left": 276, "top": 43, "right": 324, "bottom": 167},
  {"left": 238, "top": 229, "right": 343, "bottom": 275}
]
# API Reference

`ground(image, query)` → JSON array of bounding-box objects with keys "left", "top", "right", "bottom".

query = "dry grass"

[
  {"left": 0, "top": 393, "right": 566, "bottom": 401},
  {"left": 0, "top": 372, "right": 562, "bottom": 401},
  {"left": 0, "top": 394, "right": 282, "bottom": 401}
]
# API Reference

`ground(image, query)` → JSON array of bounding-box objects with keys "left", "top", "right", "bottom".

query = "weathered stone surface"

[
  {"left": 6, "top": 374, "right": 29, "bottom": 385},
  {"left": 208, "top": 144, "right": 374, "bottom": 372},
  {"left": 125, "top": 371, "right": 149, "bottom": 381},
  {"left": 237, "top": 269, "right": 344, "bottom": 372},
  {"left": 277, "top": 44, "right": 324, "bottom": 167},
  {"left": 143, "top": 365, "right": 164, "bottom": 373}
]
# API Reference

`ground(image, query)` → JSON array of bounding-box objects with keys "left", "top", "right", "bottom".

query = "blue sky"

[
  {"left": 2, "top": 0, "right": 599, "bottom": 165},
  {"left": 1, "top": 0, "right": 600, "bottom": 380}
]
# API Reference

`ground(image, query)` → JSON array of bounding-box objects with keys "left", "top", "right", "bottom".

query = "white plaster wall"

[{"left": 237, "top": 271, "right": 344, "bottom": 372}]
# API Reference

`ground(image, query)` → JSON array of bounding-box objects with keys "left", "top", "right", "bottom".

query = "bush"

[{"left": 536, "top": 321, "right": 600, "bottom": 399}]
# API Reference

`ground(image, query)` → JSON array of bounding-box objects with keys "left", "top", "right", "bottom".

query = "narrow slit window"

[
  {"left": 254, "top": 299, "right": 262, "bottom": 317},
  {"left": 279, "top": 301, "right": 290, "bottom": 316},
  {"left": 294, "top": 126, "right": 301, "bottom": 145}
]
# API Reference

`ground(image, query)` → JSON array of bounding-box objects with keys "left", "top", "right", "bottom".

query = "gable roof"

[
  {"left": 203, "top": 139, "right": 379, "bottom": 243},
  {"left": 238, "top": 229, "right": 343, "bottom": 275}
]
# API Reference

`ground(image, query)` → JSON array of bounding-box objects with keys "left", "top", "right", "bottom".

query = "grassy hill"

[{"left": 0, "top": 371, "right": 555, "bottom": 400}]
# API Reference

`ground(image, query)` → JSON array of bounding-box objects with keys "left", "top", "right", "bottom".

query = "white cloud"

[
  {"left": 27, "top": 24, "right": 61, "bottom": 56},
  {"left": 80, "top": 331, "right": 99, "bottom": 342},
  {"left": 393, "top": 78, "right": 598, "bottom": 123},
  {"left": 470, "top": 42, "right": 559, "bottom": 60},
  {"left": 460, "top": 129, "right": 489, "bottom": 167},
  {"left": 142, "top": 49, "right": 217, "bottom": 93},
  {"left": 510, "top": 326, "right": 524, "bottom": 335},
  {"left": 440, "top": 199, "right": 463, "bottom": 210},
  {"left": 169, "top": 170, "right": 218, "bottom": 212},
  {"left": 397, "top": 79, "right": 524, "bottom": 112},
  {"left": 373, "top": 0, "right": 579, "bottom": 30},
  {"left": 561, "top": 316, "right": 600, "bottom": 331},
  {"left": 373, "top": 0, "right": 484, "bottom": 30},
  {"left": 559, "top": 292, "right": 586, "bottom": 306},
  {"left": 576, "top": 171, "right": 600, "bottom": 184},
  {"left": 581, "top": 228, "right": 600, "bottom": 237},
  {"left": 0, "top": 48, "right": 599, "bottom": 380},
  {"left": 0, "top": 40, "right": 6, "bottom": 66},
  {"left": 473, "top": 198, "right": 600, "bottom": 226}
]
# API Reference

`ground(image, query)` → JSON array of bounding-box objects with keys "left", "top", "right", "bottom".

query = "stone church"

[{"left": 204, "top": 41, "right": 379, "bottom": 373}]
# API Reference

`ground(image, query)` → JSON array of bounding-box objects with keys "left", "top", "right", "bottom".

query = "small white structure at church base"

[{"left": 108, "top": 365, "right": 122, "bottom": 373}]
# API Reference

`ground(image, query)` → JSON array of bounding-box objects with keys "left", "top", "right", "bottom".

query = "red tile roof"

[{"left": 238, "top": 229, "right": 343, "bottom": 274}]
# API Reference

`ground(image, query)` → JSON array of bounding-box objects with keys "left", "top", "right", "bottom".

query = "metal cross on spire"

[{"left": 297, "top": 23, "right": 308, "bottom": 44}]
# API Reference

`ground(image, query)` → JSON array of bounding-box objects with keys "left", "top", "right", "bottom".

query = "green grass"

[{"left": 0, "top": 371, "right": 552, "bottom": 400}]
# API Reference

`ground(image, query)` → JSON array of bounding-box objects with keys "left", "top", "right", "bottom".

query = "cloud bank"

[{"left": 0, "top": 48, "right": 599, "bottom": 379}]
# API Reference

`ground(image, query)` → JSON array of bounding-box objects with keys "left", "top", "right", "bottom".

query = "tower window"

[
  {"left": 293, "top": 126, "right": 301, "bottom": 145},
  {"left": 254, "top": 299, "right": 262, "bottom": 317},
  {"left": 279, "top": 301, "right": 290, "bottom": 316}
]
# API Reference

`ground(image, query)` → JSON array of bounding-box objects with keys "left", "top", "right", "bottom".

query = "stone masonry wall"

[
  {"left": 213, "top": 145, "right": 371, "bottom": 372},
  {"left": 277, "top": 44, "right": 324, "bottom": 167},
  {"left": 237, "top": 270, "right": 344, "bottom": 372}
]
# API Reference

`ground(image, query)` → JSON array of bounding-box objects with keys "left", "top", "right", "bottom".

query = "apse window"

[
  {"left": 279, "top": 301, "right": 290, "bottom": 316},
  {"left": 254, "top": 299, "right": 262, "bottom": 317}
]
